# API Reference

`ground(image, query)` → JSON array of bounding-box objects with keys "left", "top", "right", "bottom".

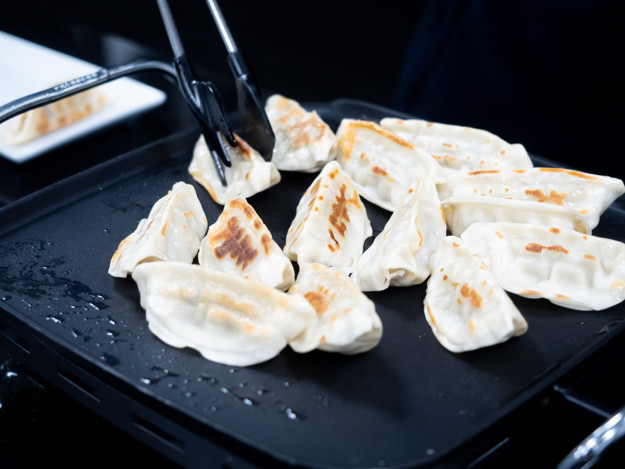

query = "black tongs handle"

[
  {"left": 0, "top": 60, "right": 176, "bottom": 124},
  {"left": 156, "top": 0, "right": 235, "bottom": 186},
  {"left": 206, "top": 0, "right": 275, "bottom": 161}
]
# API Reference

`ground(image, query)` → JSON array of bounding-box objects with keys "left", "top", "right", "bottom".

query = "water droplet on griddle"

[
  {"left": 100, "top": 353, "right": 120, "bottom": 366},
  {"left": 220, "top": 386, "right": 256, "bottom": 407},
  {"left": 140, "top": 366, "right": 179, "bottom": 385},
  {"left": 425, "top": 448, "right": 435, "bottom": 456},
  {"left": 284, "top": 407, "right": 303, "bottom": 421},
  {"left": 45, "top": 315, "right": 63, "bottom": 323},
  {"left": 197, "top": 375, "right": 218, "bottom": 385}
]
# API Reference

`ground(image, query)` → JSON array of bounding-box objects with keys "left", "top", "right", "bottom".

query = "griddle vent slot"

[
  {"left": 0, "top": 321, "right": 31, "bottom": 356},
  {"left": 132, "top": 415, "right": 185, "bottom": 454},
  {"left": 57, "top": 368, "right": 102, "bottom": 404}
]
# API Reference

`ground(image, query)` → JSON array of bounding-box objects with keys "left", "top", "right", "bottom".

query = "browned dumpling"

[
  {"left": 461, "top": 222, "right": 625, "bottom": 311},
  {"left": 424, "top": 236, "right": 528, "bottom": 353},
  {"left": 437, "top": 167, "right": 625, "bottom": 230},
  {"left": 108, "top": 182, "right": 207, "bottom": 278},
  {"left": 198, "top": 197, "right": 295, "bottom": 290},
  {"left": 189, "top": 133, "right": 280, "bottom": 205},
  {"left": 288, "top": 263, "right": 382, "bottom": 354},
  {"left": 132, "top": 261, "right": 315, "bottom": 367},
  {"left": 283, "top": 161, "right": 372, "bottom": 269},
  {"left": 335, "top": 119, "right": 445, "bottom": 211},
  {"left": 265, "top": 94, "right": 337, "bottom": 172},
  {"left": 379, "top": 117, "right": 533, "bottom": 176}
]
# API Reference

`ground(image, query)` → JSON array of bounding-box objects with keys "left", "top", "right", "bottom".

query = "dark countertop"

[{"left": 1, "top": 2, "right": 625, "bottom": 468}]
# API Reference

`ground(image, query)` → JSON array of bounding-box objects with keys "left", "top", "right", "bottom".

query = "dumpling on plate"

[
  {"left": 198, "top": 197, "right": 295, "bottom": 290},
  {"left": 436, "top": 167, "right": 625, "bottom": 230},
  {"left": 288, "top": 263, "right": 382, "bottom": 354},
  {"left": 108, "top": 181, "right": 207, "bottom": 278},
  {"left": 335, "top": 119, "right": 445, "bottom": 212},
  {"left": 188, "top": 133, "right": 280, "bottom": 205},
  {"left": 353, "top": 178, "right": 446, "bottom": 291},
  {"left": 283, "top": 161, "right": 372, "bottom": 269},
  {"left": 461, "top": 222, "right": 625, "bottom": 311},
  {"left": 424, "top": 236, "right": 528, "bottom": 353},
  {"left": 379, "top": 117, "right": 533, "bottom": 176},
  {"left": 441, "top": 196, "right": 590, "bottom": 236},
  {"left": 2, "top": 85, "right": 108, "bottom": 145},
  {"left": 265, "top": 94, "right": 337, "bottom": 172},
  {"left": 132, "top": 261, "right": 315, "bottom": 367}
]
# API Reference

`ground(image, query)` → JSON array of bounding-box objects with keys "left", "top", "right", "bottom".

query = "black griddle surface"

[{"left": 1, "top": 100, "right": 624, "bottom": 469}]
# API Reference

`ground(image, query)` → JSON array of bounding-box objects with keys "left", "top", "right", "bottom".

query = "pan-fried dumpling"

[
  {"left": 442, "top": 196, "right": 590, "bottom": 236},
  {"left": 424, "top": 236, "right": 528, "bottom": 353},
  {"left": 265, "top": 94, "right": 337, "bottom": 172},
  {"left": 353, "top": 178, "right": 446, "bottom": 291},
  {"left": 461, "top": 222, "right": 625, "bottom": 311},
  {"left": 188, "top": 133, "right": 280, "bottom": 205},
  {"left": 288, "top": 263, "right": 382, "bottom": 354},
  {"left": 379, "top": 117, "right": 533, "bottom": 176},
  {"left": 198, "top": 197, "right": 295, "bottom": 290},
  {"left": 132, "top": 261, "right": 316, "bottom": 367},
  {"left": 108, "top": 182, "right": 207, "bottom": 278},
  {"left": 335, "top": 119, "right": 445, "bottom": 212},
  {"left": 2, "top": 86, "right": 107, "bottom": 145},
  {"left": 284, "top": 161, "right": 372, "bottom": 269},
  {"left": 436, "top": 168, "right": 625, "bottom": 230}
]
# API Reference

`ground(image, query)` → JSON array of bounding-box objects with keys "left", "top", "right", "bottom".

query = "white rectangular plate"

[{"left": 0, "top": 31, "right": 167, "bottom": 164}]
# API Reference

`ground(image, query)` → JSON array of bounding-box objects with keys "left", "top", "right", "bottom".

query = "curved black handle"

[{"left": 0, "top": 60, "right": 176, "bottom": 125}]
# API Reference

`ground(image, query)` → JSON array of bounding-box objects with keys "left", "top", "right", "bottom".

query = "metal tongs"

[{"left": 0, "top": 0, "right": 275, "bottom": 187}]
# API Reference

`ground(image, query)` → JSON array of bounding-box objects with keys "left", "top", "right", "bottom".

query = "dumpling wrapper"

[
  {"left": 108, "top": 181, "right": 207, "bottom": 278},
  {"left": 442, "top": 196, "right": 590, "bottom": 236},
  {"left": 353, "top": 178, "right": 446, "bottom": 291},
  {"left": 189, "top": 133, "right": 280, "bottom": 205},
  {"left": 265, "top": 94, "right": 337, "bottom": 172},
  {"left": 198, "top": 197, "right": 295, "bottom": 290},
  {"left": 284, "top": 160, "right": 372, "bottom": 269},
  {"left": 288, "top": 263, "right": 382, "bottom": 354},
  {"left": 437, "top": 168, "right": 624, "bottom": 230},
  {"left": 335, "top": 119, "right": 445, "bottom": 212},
  {"left": 461, "top": 222, "right": 625, "bottom": 311},
  {"left": 424, "top": 236, "right": 528, "bottom": 353},
  {"left": 379, "top": 117, "right": 533, "bottom": 176},
  {"left": 2, "top": 85, "right": 107, "bottom": 145},
  {"left": 132, "top": 261, "right": 316, "bottom": 367}
]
